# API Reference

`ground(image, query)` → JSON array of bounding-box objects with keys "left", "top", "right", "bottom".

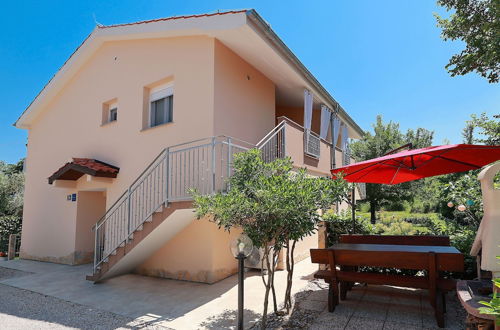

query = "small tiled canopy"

[{"left": 48, "top": 158, "right": 119, "bottom": 184}]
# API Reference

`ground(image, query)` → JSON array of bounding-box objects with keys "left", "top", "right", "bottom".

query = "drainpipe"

[{"left": 331, "top": 105, "right": 340, "bottom": 214}]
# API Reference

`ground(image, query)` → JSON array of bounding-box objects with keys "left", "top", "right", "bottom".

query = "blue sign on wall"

[{"left": 71, "top": 193, "right": 77, "bottom": 202}]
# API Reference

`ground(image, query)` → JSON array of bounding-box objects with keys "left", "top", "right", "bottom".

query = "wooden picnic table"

[
  {"left": 329, "top": 243, "right": 463, "bottom": 271},
  {"left": 311, "top": 236, "right": 464, "bottom": 328}
]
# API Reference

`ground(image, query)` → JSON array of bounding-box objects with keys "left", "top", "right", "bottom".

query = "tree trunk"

[
  {"left": 370, "top": 200, "right": 377, "bottom": 224},
  {"left": 270, "top": 249, "right": 278, "bottom": 313},
  {"left": 260, "top": 246, "right": 273, "bottom": 329},
  {"left": 284, "top": 240, "right": 296, "bottom": 313}
]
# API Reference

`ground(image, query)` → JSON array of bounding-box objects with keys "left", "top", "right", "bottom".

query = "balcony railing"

[{"left": 304, "top": 129, "right": 321, "bottom": 159}]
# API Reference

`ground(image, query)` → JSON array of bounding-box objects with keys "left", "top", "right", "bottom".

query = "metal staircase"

[{"left": 88, "top": 123, "right": 287, "bottom": 281}]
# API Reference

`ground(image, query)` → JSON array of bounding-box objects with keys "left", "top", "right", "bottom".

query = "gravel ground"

[{"left": 0, "top": 266, "right": 168, "bottom": 330}]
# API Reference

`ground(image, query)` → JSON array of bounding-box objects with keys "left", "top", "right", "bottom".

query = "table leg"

[
  {"left": 435, "top": 289, "right": 445, "bottom": 328},
  {"left": 340, "top": 281, "right": 348, "bottom": 300},
  {"left": 328, "top": 280, "right": 338, "bottom": 312}
]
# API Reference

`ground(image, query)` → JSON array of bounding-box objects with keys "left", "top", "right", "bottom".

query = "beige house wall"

[
  {"left": 213, "top": 40, "right": 276, "bottom": 144},
  {"left": 136, "top": 217, "right": 241, "bottom": 283},
  {"left": 21, "top": 36, "right": 216, "bottom": 264}
]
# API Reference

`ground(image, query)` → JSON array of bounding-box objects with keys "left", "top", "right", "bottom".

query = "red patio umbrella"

[{"left": 331, "top": 144, "right": 500, "bottom": 184}]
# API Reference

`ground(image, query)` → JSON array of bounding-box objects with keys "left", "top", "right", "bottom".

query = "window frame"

[{"left": 149, "top": 85, "right": 174, "bottom": 128}]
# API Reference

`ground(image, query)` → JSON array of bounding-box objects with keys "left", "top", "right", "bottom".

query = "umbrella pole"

[{"left": 351, "top": 186, "right": 356, "bottom": 234}]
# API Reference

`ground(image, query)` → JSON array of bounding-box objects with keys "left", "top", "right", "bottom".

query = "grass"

[
  {"left": 357, "top": 211, "right": 441, "bottom": 221},
  {"left": 356, "top": 211, "right": 445, "bottom": 236}
]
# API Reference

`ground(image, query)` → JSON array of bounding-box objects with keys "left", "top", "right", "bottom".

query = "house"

[{"left": 14, "top": 9, "right": 364, "bottom": 283}]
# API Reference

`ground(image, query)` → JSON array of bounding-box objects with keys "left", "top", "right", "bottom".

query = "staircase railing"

[
  {"left": 256, "top": 120, "right": 286, "bottom": 163},
  {"left": 93, "top": 136, "right": 253, "bottom": 273},
  {"left": 93, "top": 122, "right": 290, "bottom": 274}
]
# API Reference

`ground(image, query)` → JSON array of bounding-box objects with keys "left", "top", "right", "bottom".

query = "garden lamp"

[{"left": 230, "top": 233, "right": 253, "bottom": 330}]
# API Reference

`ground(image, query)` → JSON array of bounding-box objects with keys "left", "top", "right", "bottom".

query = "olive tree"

[{"left": 192, "top": 149, "right": 348, "bottom": 328}]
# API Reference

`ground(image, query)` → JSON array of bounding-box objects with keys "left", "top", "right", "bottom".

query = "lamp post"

[{"left": 230, "top": 233, "right": 254, "bottom": 330}]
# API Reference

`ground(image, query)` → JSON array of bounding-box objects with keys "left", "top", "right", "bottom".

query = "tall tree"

[
  {"left": 192, "top": 149, "right": 348, "bottom": 327},
  {"left": 469, "top": 113, "right": 500, "bottom": 145},
  {"left": 0, "top": 159, "right": 24, "bottom": 252},
  {"left": 350, "top": 116, "right": 434, "bottom": 222},
  {"left": 435, "top": 0, "right": 500, "bottom": 83}
]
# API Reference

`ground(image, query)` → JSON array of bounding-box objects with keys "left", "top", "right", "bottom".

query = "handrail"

[
  {"left": 256, "top": 120, "right": 286, "bottom": 147},
  {"left": 276, "top": 116, "right": 333, "bottom": 147},
  {"left": 92, "top": 135, "right": 254, "bottom": 272},
  {"left": 93, "top": 148, "right": 168, "bottom": 229}
]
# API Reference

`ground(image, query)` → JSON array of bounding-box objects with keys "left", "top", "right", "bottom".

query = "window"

[
  {"left": 109, "top": 108, "right": 118, "bottom": 122},
  {"left": 102, "top": 99, "right": 118, "bottom": 125},
  {"left": 149, "top": 86, "right": 173, "bottom": 127}
]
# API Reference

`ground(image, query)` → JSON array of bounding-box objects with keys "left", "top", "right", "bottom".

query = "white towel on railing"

[
  {"left": 320, "top": 105, "right": 330, "bottom": 140},
  {"left": 332, "top": 117, "right": 341, "bottom": 147},
  {"left": 304, "top": 89, "right": 313, "bottom": 131},
  {"left": 341, "top": 123, "right": 349, "bottom": 152}
]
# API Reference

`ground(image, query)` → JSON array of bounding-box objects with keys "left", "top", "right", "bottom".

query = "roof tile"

[{"left": 98, "top": 10, "right": 248, "bottom": 29}]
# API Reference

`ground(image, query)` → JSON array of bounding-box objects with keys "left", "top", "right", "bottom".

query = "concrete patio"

[
  {"left": 0, "top": 258, "right": 466, "bottom": 329},
  {"left": 0, "top": 258, "right": 317, "bottom": 329},
  {"left": 298, "top": 282, "right": 466, "bottom": 330}
]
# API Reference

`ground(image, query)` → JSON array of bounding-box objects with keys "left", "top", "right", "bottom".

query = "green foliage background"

[
  {"left": 435, "top": 0, "right": 500, "bottom": 83},
  {"left": 0, "top": 159, "right": 24, "bottom": 252}
]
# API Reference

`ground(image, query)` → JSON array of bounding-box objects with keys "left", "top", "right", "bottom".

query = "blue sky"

[{"left": 0, "top": 0, "right": 498, "bottom": 164}]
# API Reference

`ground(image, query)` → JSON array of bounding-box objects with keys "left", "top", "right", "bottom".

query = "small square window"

[
  {"left": 150, "top": 92, "right": 173, "bottom": 127},
  {"left": 109, "top": 108, "right": 117, "bottom": 122},
  {"left": 102, "top": 99, "right": 118, "bottom": 125}
]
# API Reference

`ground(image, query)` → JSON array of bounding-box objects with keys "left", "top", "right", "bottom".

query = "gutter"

[{"left": 245, "top": 9, "right": 364, "bottom": 138}]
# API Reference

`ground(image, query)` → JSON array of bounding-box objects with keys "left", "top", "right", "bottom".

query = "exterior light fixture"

[{"left": 230, "top": 233, "right": 254, "bottom": 330}]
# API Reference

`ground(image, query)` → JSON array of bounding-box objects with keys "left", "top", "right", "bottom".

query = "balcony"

[{"left": 271, "top": 116, "right": 350, "bottom": 176}]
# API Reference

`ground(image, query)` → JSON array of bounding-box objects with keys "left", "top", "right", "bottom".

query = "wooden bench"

[{"left": 310, "top": 235, "right": 463, "bottom": 328}]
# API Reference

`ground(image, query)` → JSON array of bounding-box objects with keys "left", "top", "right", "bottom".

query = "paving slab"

[
  {"left": 0, "top": 258, "right": 317, "bottom": 329},
  {"left": 306, "top": 284, "right": 466, "bottom": 330}
]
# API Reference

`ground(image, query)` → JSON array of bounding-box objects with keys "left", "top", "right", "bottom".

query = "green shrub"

[
  {"left": 323, "top": 209, "right": 373, "bottom": 245},
  {"left": 479, "top": 278, "right": 500, "bottom": 326},
  {"left": 0, "top": 215, "right": 22, "bottom": 252},
  {"left": 357, "top": 202, "right": 371, "bottom": 213},
  {"left": 410, "top": 198, "right": 437, "bottom": 213},
  {"left": 479, "top": 258, "right": 500, "bottom": 325},
  {"left": 374, "top": 217, "right": 428, "bottom": 236},
  {"left": 383, "top": 200, "right": 411, "bottom": 212}
]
